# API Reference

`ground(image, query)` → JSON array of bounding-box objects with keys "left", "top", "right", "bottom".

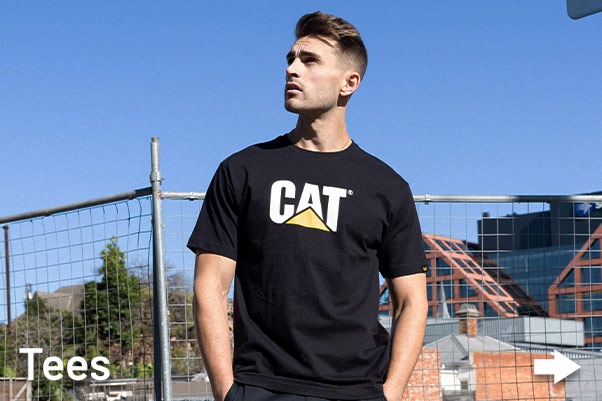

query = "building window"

[{"left": 557, "top": 293, "right": 576, "bottom": 314}]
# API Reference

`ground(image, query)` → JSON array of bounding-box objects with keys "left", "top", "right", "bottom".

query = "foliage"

[
  {"left": 1, "top": 366, "right": 16, "bottom": 377},
  {"left": 5, "top": 295, "right": 77, "bottom": 400},
  {"left": 167, "top": 271, "right": 194, "bottom": 340},
  {"left": 132, "top": 361, "right": 153, "bottom": 378},
  {"left": 166, "top": 270, "right": 201, "bottom": 375},
  {"left": 0, "top": 325, "right": 14, "bottom": 377},
  {"left": 25, "top": 293, "right": 50, "bottom": 317},
  {"left": 80, "top": 238, "right": 144, "bottom": 370},
  {"left": 2, "top": 239, "right": 205, "bottom": 389},
  {"left": 34, "top": 376, "right": 72, "bottom": 401}
]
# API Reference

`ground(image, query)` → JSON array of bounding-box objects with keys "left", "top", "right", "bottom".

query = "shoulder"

[
  {"left": 219, "top": 135, "right": 292, "bottom": 170},
  {"left": 205, "top": 135, "right": 292, "bottom": 199},
  {"left": 224, "top": 135, "right": 292, "bottom": 159},
  {"left": 351, "top": 144, "right": 411, "bottom": 191}
]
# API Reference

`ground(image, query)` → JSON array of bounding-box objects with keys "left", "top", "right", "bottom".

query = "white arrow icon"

[{"left": 534, "top": 350, "right": 580, "bottom": 383}]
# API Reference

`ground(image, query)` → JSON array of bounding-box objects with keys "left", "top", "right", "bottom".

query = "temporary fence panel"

[
  {"left": 1, "top": 195, "right": 156, "bottom": 401},
  {"left": 2, "top": 137, "right": 602, "bottom": 401},
  {"left": 3, "top": 192, "right": 602, "bottom": 401},
  {"left": 157, "top": 193, "right": 602, "bottom": 401}
]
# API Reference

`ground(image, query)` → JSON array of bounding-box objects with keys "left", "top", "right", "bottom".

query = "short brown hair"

[{"left": 295, "top": 11, "right": 368, "bottom": 78}]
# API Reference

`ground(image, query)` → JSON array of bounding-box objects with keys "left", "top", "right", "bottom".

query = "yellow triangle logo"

[{"left": 285, "top": 208, "right": 331, "bottom": 232}]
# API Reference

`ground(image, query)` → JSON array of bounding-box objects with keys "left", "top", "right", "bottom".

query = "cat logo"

[{"left": 269, "top": 180, "right": 348, "bottom": 232}]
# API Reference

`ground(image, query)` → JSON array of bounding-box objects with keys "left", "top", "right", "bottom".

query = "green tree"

[
  {"left": 166, "top": 271, "right": 202, "bottom": 375},
  {"left": 0, "top": 324, "right": 16, "bottom": 377},
  {"left": 8, "top": 296, "right": 75, "bottom": 401},
  {"left": 81, "top": 239, "right": 143, "bottom": 373},
  {"left": 25, "top": 293, "right": 50, "bottom": 316},
  {"left": 34, "top": 377, "right": 72, "bottom": 401},
  {"left": 167, "top": 271, "right": 194, "bottom": 340},
  {"left": 132, "top": 361, "right": 153, "bottom": 378}
]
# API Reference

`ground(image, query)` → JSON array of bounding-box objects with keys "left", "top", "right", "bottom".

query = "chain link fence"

[{"left": 2, "top": 138, "right": 602, "bottom": 401}]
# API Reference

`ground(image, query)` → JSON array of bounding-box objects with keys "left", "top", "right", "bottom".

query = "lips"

[{"left": 286, "top": 82, "right": 302, "bottom": 93}]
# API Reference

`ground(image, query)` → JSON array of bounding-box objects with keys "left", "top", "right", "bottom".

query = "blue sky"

[{"left": 1, "top": 2, "right": 601, "bottom": 218}]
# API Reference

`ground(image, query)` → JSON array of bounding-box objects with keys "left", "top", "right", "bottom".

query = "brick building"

[
  {"left": 402, "top": 349, "right": 442, "bottom": 401},
  {"left": 423, "top": 303, "right": 569, "bottom": 401},
  {"left": 472, "top": 351, "right": 564, "bottom": 401}
]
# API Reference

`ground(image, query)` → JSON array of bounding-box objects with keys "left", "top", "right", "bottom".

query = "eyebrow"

[{"left": 286, "top": 50, "right": 321, "bottom": 62}]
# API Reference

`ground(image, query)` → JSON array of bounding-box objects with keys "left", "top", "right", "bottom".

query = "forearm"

[
  {"left": 193, "top": 253, "right": 236, "bottom": 401},
  {"left": 384, "top": 300, "right": 427, "bottom": 393},
  {"left": 383, "top": 274, "right": 428, "bottom": 401}
]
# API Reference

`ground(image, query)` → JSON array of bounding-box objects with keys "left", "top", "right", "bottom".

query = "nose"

[{"left": 286, "top": 58, "right": 300, "bottom": 79}]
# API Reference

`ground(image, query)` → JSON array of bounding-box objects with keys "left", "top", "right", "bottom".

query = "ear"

[{"left": 340, "top": 71, "right": 361, "bottom": 97}]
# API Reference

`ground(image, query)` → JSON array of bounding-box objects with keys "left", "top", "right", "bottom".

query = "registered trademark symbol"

[{"left": 348, "top": 190, "right": 354, "bottom": 196}]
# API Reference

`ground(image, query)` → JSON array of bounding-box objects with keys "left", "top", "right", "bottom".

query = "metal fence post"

[
  {"left": 3, "top": 225, "right": 10, "bottom": 334},
  {"left": 150, "top": 137, "right": 173, "bottom": 401}
]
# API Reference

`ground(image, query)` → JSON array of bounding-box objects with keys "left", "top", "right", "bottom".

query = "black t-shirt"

[{"left": 188, "top": 135, "right": 427, "bottom": 400}]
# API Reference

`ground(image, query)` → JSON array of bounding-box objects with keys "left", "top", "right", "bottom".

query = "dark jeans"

[{"left": 224, "top": 382, "right": 386, "bottom": 401}]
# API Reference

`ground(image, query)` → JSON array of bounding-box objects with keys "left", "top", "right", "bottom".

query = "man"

[{"left": 188, "top": 11, "right": 428, "bottom": 401}]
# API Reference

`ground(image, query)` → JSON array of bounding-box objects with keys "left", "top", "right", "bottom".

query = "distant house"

[
  {"left": 424, "top": 303, "right": 566, "bottom": 401},
  {"left": 424, "top": 304, "right": 516, "bottom": 398},
  {"left": 33, "top": 284, "right": 86, "bottom": 314}
]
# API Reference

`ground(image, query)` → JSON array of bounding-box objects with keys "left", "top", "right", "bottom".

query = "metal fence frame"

[{"left": 2, "top": 137, "right": 602, "bottom": 400}]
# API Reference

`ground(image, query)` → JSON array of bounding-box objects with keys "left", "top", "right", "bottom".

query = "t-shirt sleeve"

[
  {"left": 187, "top": 162, "right": 239, "bottom": 261},
  {"left": 378, "top": 183, "right": 428, "bottom": 278}
]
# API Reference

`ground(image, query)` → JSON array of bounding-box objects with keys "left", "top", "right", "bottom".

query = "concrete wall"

[{"left": 564, "top": 358, "right": 602, "bottom": 401}]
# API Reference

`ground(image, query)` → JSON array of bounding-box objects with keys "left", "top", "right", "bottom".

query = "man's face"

[{"left": 284, "top": 36, "right": 348, "bottom": 115}]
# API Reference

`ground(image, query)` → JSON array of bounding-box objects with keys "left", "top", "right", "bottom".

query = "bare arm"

[
  {"left": 193, "top": 251, "right": 236, "bottom": 401},
  {"left": 383, "top": 273, "right": 428, "bottom": 401}
]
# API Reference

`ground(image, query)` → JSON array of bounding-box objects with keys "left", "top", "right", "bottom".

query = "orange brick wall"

[
  {"left": 402, "top": 348, "right": 442, "bottom": 401},
  {"left": 472, "top": 351, "right": 565, "bottom": 401}
]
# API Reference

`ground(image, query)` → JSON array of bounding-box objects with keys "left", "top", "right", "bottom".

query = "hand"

[
  {"left": 213, "top": 380, "right": 235, "bottom": 401},
  {"left": 383, "top": 382, "right": 404, "bottom": 401}
]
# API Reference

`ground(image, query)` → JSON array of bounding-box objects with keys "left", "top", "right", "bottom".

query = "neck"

[{"left": 290, "top": 109, "right": 351, "bottom": 152}]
